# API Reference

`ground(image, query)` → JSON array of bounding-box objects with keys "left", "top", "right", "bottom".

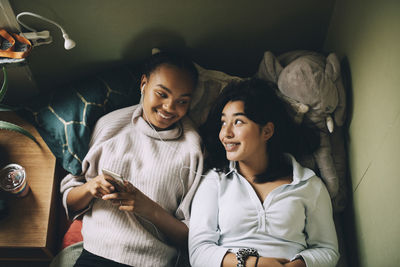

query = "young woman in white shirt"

[{"left": 189, "top": 78, "right": 339, "bottom": 267}]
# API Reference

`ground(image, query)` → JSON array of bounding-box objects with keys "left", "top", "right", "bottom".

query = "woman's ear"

[
  {"left": 140, "top": 75, "right": 148, "bottom": 94},
  {"left": 263, "top": 122, "right": 274, "bottom": 141}
]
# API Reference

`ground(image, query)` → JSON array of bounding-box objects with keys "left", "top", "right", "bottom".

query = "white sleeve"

[
  {"left": 189, "top": 171, "right": 229, "bottom": 267},
  {"left": 296, "top": 182, "right": 340, "bottom": 267}
]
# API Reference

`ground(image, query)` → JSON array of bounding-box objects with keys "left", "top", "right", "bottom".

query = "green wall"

[
  {"left": 324, "top": 0, "right": 400, "bottom": 266},
  {"left": 9, "top": 0, "right": 400, "bottom": 266},
  {"left": 9, "top": 0, "right": 335, "bottom": 90}
]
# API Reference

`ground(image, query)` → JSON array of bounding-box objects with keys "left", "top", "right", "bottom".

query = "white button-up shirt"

[{"left": 189, "top": 155, "right": 339, "bottom": 267}]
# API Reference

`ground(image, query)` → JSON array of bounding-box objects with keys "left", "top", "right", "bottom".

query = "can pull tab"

[
  {"left": 0, "top": 164, "right": 29, "bottom": 197},
  {"left": 7, "top": 169, "right": 23, "bottom": 186}
]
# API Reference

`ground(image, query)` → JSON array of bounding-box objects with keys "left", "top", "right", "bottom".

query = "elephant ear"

[
  {"left": 255, "top": 51, "right": 283, "bottom": 83},
  {"left": 326, "top": 53, "right": 346, "bottom": 127},
  {"left": 325, "top": 53, "right": 340, "bottom": 80}
]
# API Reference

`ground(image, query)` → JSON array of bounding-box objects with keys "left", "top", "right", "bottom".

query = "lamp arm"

[
  {"left": 16, "top": 12, "right": 66, "bottom": 34},
  {"left": 16, "top": 12, "right": 76, "bottom": 50}
]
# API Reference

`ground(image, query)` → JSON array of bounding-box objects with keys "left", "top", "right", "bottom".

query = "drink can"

[{"left": 0, "top": 164, "right": 30, "bottom": 197}]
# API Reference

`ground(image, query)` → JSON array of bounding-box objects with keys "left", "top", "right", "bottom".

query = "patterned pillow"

[{"left": 18, "top": 66, "right": 141, "bottom": 175}]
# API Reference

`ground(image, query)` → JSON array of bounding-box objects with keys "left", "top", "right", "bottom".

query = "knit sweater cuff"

[{"left": 63, "top": 187, "right": 92, "bottom": 220}]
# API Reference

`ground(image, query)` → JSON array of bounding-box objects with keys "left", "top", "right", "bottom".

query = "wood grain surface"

[{"left": 0, "top": 111, "right": 56, "bottom": 260}]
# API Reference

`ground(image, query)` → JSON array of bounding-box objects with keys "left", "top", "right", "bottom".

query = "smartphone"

[{"left": 102, "top": 169, "right": 126, "bottom": 192}]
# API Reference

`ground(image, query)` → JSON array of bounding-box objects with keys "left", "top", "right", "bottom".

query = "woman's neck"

[{"left": 238, "top": 154, "right": 268, "bottom": 183}]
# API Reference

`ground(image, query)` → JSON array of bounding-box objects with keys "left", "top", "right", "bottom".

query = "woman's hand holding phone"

[
  {"left": 100, "top": 169, "right": 157, "bottom": 219},
  {"left": 102, "top": 169, "right": 127, "bottom": 192},
  {"left": 102, "top": 180, "right": 156, "bottom": 219},
  {"left": 85, "top": 174, "right": 116, "bottom": 199}
]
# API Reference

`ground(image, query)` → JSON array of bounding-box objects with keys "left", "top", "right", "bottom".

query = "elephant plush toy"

[{"left": 256, "top": 50, "right": 347, "bottom": 211}]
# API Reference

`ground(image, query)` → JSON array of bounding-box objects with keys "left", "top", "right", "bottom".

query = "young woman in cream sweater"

[{"left": 61, "top": 51, "right": 203, "bottom": 267}]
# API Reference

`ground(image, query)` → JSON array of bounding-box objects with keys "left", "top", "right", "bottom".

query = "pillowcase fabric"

[
  {"left": 189, "top": 64, "right": 242, "bottom": 126},
  {"left": 18, "top": 66, "right": 141, "bottom": 175}
]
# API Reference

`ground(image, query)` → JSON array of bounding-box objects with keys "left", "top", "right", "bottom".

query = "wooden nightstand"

[{"left": 0, "top": 111, "right": 57, "bottom": 263}]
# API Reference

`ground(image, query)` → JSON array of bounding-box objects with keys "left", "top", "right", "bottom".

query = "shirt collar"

[
  {"left": 226, "top": 161, "right": 237, "bottom": 176},
  {"left": 284, "top": 153, "right": 316, "bottom": 184},
  {"left": 225, "top": 154, "right": 316, "bottom": 184}
]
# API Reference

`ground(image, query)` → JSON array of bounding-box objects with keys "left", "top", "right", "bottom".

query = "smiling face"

[
  {"left": 140, "top": 64, "right": 195, "bottom": 130},
  {"left": 219, "top": 101, "right": 273, "bottom": 167}
]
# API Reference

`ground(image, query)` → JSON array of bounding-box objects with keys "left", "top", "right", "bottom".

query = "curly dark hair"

[{"left": 200, "top": 78, "right": 319, "bottom": 183}]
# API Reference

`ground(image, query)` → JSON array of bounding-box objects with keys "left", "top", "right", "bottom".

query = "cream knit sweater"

[{"left": 60, "top": 104, "right": 203, "bottom": 266}]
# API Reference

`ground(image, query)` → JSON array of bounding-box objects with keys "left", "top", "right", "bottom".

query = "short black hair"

[
  {"left": 200, "top": 78, "right": 319, "bottom": 183},
  {"left": 142, "top": 51, "right": 198, "bottom": 87}
]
